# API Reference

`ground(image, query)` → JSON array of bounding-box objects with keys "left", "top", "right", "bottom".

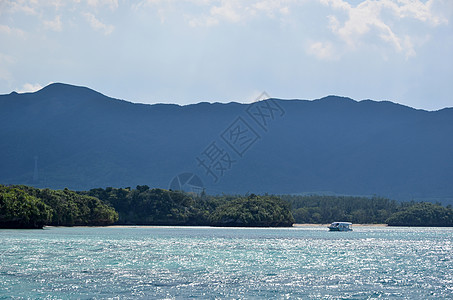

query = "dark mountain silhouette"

[{"left": 1, "top": 83, "right": 452, "bottom": 203}]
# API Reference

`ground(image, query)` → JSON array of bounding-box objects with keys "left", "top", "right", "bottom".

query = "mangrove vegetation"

[
  {"left": 0, "top": 184, "right": 118, "bottom": 228},
  {"left": 1, "top": 184, "right": 452, "bottom": 228}
]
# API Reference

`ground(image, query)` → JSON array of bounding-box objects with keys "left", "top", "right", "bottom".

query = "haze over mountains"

[{"left": 1, "top": 83, "right": 452, "bottom": 203}]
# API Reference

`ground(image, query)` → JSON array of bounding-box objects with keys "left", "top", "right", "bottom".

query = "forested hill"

[{"left": 1, "top": 83, "right": 452, "bottom": 203}]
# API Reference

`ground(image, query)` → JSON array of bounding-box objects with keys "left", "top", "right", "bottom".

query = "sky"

[{"left": 0, "top": 0, "right": 452, "bottom": 110}]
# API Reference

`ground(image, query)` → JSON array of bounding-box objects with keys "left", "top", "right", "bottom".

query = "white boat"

[{"left": 328, "top": 222, "right": 352, "bottom": 231}]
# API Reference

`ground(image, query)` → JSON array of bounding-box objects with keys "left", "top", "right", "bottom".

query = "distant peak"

[
  {"left": 314, "top": 95, "right": 357, "bottom": 104},
  {"left": 35, "top": 82, "right": 106, "bottom": 98},
  {"left": 38, "top": 82, "right": 93, "bottom": 92}
]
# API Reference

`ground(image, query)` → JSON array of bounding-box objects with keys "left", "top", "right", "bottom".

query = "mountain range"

[{"left": 1, "top": 83, "right": 452, "bottom": 204}]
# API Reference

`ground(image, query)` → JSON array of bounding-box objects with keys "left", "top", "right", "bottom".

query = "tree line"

[
  {"left": 83, "top": 186, "right": 294, "bottom": 227},
  {"left": 386, "top": 202, "right": 453, "bottom": 226},
  {"left": 0, "top": 185, "right": 118, "bottom": 228},
  {"left": 1, "top": 184, "right": 452, "bottom": 228},
  {"left": 282, "top": 194, "right": 453, "bottom": 226},
  {"left": 283, "top": 195, "right": 398, "bottom": 224}
]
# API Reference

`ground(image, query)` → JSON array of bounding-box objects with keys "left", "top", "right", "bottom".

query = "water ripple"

[{"left": 0, "top": 226, "right": 452, "bottom": 299}]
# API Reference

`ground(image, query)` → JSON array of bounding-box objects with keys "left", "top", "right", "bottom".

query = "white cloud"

[
  {"left": 210, "top": 1, "right": 242, "bottom": 23},
  {"left": 307, "top": 41, "right": 337, "bottom": 60},
  {"left": 318, "top": 0, "right": 449, "bottom": 58},
  {"left": 137, "top": 0, "right": 296, "bottom": 27},
  {"left": 0, "top": 24, "right": 26, "bottom": 37},
  {"left": 207, "top": 0, "right": 296, "bottom": 22},
  {"left": 83, "top": 12, "right": 114, "bottom": 35},
  {"left": 43, "top": 15, "right": 63, "bottom": 32},
  {"left": 135, "top": 0, "right": 163, "bottom": 7},
  {"left": 397, "top": 0, "right": 449, "bottom": 25},
  {"left": 17, "top": 83, "right": 43, "bottom": 93},
  {"left": 253, "top": 0, "right": 292, "bottom": 17},
  {"left": 8, "top": 1, "right": 37, "bottom": 15},
  {"left": 131, "top": 0, "right": 449, "bottom": 61},
  {"left": 185, "top": 1, "right": 245, "bottom": 27},
  {"left": 188, "top": 15, "right": 219, "bottom": 27},
  {"left": 86, "top": 0, "right": 119, "bottom": 10}
]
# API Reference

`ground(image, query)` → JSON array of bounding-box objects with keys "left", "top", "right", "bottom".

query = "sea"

[{"left": 0, "top": 226, "right": 452, "bottom": 299}]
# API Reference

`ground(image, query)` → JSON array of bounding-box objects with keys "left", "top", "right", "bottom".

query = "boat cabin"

[{"left": 328, "top": 222, "right": 352, "bottom": 231}]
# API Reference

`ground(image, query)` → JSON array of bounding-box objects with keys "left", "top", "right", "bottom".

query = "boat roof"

[{"left": 331, "top": 222, "right": 352, "bottom": 225}]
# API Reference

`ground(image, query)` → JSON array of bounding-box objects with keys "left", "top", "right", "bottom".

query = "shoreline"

[
  {"left": 43, "top": 223, "right": 389, "bottom": 229},
  {"left": 293, "top": 223, "right": 388, "bottom": 227}
]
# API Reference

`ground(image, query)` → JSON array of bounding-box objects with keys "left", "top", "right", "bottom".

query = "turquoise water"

[{"left": 0, "top": 226, "right": 452, "bottom": 299}]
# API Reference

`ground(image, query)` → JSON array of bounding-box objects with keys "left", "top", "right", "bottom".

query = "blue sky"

[{"left": 0, "top": 0, "right": 452, "bottom": 110}]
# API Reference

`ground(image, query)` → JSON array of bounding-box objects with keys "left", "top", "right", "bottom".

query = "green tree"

[
  {"left": 386, "top": 202, "right": 453, "bottom": 226},
  {"left": 8, "top": 185, "right": 118, "bottom": 226},
  {"left": 209, "top": 195, "right": 294, "bottom": 227},
  {"left": 0, "top": 185, "right": 52, "bottom": 228}
]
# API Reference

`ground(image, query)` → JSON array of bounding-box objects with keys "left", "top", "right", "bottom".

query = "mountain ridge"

[
  {"left": 5, "top": 82, "right": 448, "bottom": 112},
  {"left": 1, "top": 83, "right": 452, "bottom": 204}
]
